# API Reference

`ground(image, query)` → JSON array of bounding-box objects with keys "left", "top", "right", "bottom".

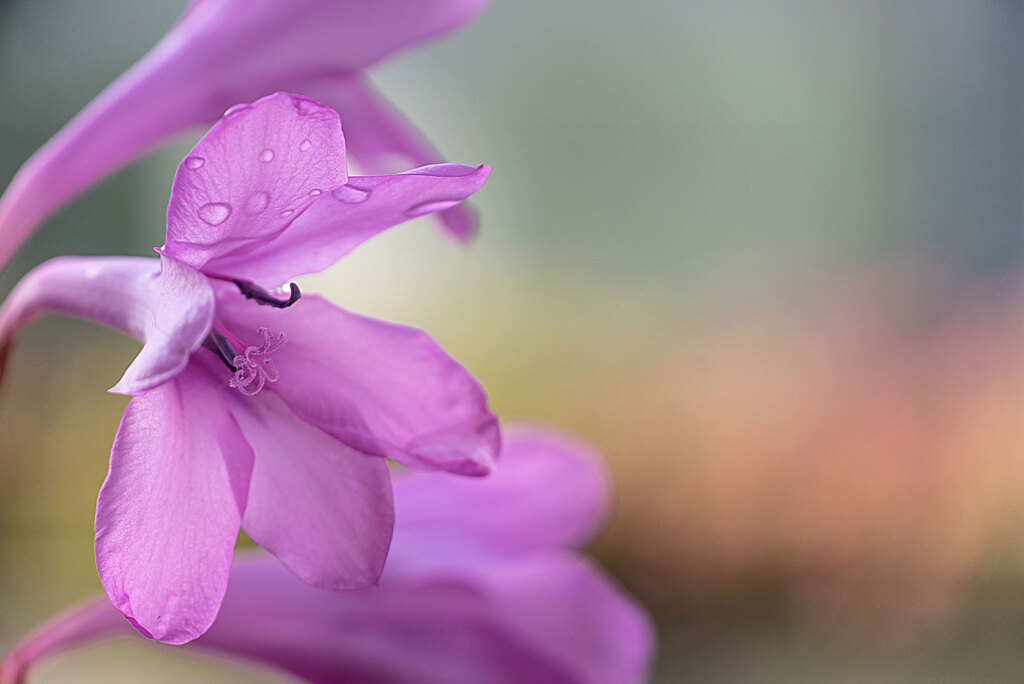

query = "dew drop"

[
  {"left": 224, "top": 103, "right": 251, "bottom": 117},
  {"left": 332, "top": 185, "right": 370, "bottom": 204},
  {"left": 198, "top": 202, "right": 232, "bottom": 225},
  {"left": 294, "top": 99, "right": 319, "bottom": 114},
  {"left": 299, "top": 139, "right": 312, "bottom": 152},
  {"left": 245, "top": 191, "right": 270, "bottom": 214},
  {"left": 258, "top": 149, "right": 275, "bottom": 163},
  {"left": 280, "top": 209, "right": 295, "bottom": 218},
  {"left": 185, "top": 156, "right": 205, "bottom": 170},
  {"left": 308, "top": 189, "right": 322, "bottom": 197},
  {"left": 405, "top": 198, "right": 461, "bottom": 218}
]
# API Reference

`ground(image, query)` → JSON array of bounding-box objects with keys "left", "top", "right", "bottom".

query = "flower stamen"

[{"left": 228, "top": 327, "right": 286, "bottom": 396}]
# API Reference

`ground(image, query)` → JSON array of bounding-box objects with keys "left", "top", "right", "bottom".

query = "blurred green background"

[{"left": 2, "top": 0, "right": 1024, "bottom": 681}]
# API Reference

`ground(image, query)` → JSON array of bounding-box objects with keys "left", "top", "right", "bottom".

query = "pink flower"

[
  {"left": 0, "top": 92, "right": 498, "bottom": 644},
  {"left": 0, "top": 0, "right": 487, "bottom": 272},
  {"left": 0, "top": 428, "right": 655, "bottom": 684}
]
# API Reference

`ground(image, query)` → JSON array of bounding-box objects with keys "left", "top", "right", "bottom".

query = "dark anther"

[
  {"left": 234, "top": 280, "right": 302, "bottom": 308},
  {"left": 202, "top": 329, "right": 239, "bottom": 371}
]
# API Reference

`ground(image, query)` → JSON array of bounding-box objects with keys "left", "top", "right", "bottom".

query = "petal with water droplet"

[
  {"left": 224, "top": 103, "right": 252, "bottom": 117},
  {"left": 163, "top": 93, "right": 349, "bottom": 269},
  {"left": 0, "top": 1, "right": 490, "bottom": 273},
  {"left": 331, "top": 185, "right": 369, "bottom": 204},
  {"left": 201, "top": 164, "right": 490, "bottom": 285},
  {"left": 198, "top": 202, "right": 232, "bottom": 226}
]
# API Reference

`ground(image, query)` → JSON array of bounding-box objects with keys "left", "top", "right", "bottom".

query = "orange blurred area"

[{"left": 591, "top": 265, "right": 1024, "bottom": 650}]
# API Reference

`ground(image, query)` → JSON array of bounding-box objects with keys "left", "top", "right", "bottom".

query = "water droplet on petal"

[
  {"left": 224, "top": 103, "right": 251, "bottom": 117},
  {"left": 280, "top": 209, "right": 295, "bottom": 218},
  {"left": 332, "top": 185, "right": 370, "bottom": 204},
  {"left": 198, "top": 202, "right": 232, "bottom": 225},
  {"left": 294, "top": 99, "right": 319, "bottom": 115},
  {"left": 185, "top": 156, "right": 205, "bottom": 170},
  {"left": 405, "top": 198, "right": 461, "bottom": 218},
  {"left": 308, "top": 189, "right": 322, "bottom": 197},
  {"left": 245, "top": 191, "right": 270, "bottom": 213},
  {"left": 258, "top": 149, "right": 275, "bottom": 163},
  {"left": 299, "top": 139, "right": 312, "bottom": 152}
]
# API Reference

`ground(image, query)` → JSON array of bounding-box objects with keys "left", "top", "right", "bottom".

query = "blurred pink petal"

[
  {"left": 0, "top": 599, "right": 136, "bottom": 684},
  {"left": 390, "top": 425, "right": 611, "bottom": 563},
  {"left": 0, "top": 0, "right": 488, "bottom": 271},
  {"left": 319, "top": 74, "right": 480, "bottom": 241},
  {"left": 0, "top": 428, "right": 656, "bottom": 684}
]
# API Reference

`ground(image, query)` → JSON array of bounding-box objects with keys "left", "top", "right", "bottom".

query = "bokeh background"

[{"left": 2, "top": 0, "right": 1024, "bottom": 681}]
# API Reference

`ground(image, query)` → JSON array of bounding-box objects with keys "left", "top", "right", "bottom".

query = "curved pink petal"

[
  {"left": 181, "top": 0, "right": 488, "bottom": 69},
  {"left": 215, "top": 294, "right": 499, "bottom": 475},
  {"left": 437, "top": 553, "right": 656, "bottom": 684},
  {"left": 225, "top": 388, "right": 393, "bottom": 591},
  {"left": 197, "top": 162, "right": 490, "bottom": 287},
  {"left": 0, "top": 0, "right": 488, "bottom": 272},
  {"left": 1, "top": 552, "right": 654, "bottom": 684},
  {"left": 162, "top": 92, "right": 348, "bottom": 270},
  {"left": 0, "top": 255, "right": 214, "bottom": 394},
  {"left": 0, "top": 597, "right": 133, "bottom": 684},
  {"left": 304, "top": 74, "right": 480, "bottom": 242},
  {"left": 95, "top": 365, "right": 253, "bottom": 644},
  {"left": 390, "top": 425, "right": 612, "bottom": 563},
  {"left": 193, "top": 553, "right": 654, "bottom": 684}
]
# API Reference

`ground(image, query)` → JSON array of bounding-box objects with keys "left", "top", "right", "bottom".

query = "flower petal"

[
  {"left": 0, "top": 0, "right": 488, "bottom": 271},
  {"left": 0, "top": 597, "right": 132, "bottom": 684},
  {"left": 95, "top": 365, "right": 253, "bottom": 644},
  {"left": 426, "top": 553, "right": 656, "bottom": 684},
  {"left": 225, "top": 388, "right": 393, "bottom": 591},
  {"left": 307, "top": 74, "right": 480, "bottom": 242},
  {"left": 162, "top": 92, "right": 348, "bottom": 270},
  {"left": 390, "top": 425, "right": 612, "bottom": 563},
  {"left": 215, "top": 293, "right": 500, "bottom": 475},
  {"left": 2, "top": 551, "right": 654, "bottom": 684},
  {"left": 192, "top": 554, "right": 654, "bottom": 684},
  {"left": 197, "top": 162, "right": 490, "bottom": 287},
  {"left": 0, "top": 255, "right": 214, "bottom": 394},
  {"left": 183, "top": 0, "right": 489, "bottom": 68}
]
